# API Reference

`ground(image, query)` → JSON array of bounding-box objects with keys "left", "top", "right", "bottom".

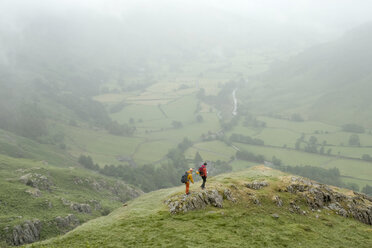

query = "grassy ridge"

[{"left": 27, "top": 167, "right": 372, "bottom": 248}]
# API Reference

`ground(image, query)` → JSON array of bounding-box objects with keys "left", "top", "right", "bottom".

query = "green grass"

[
  {"left": 234, "top": 143, "right": 332, "bottom": 166},
  {"left": 61, "top": 124, "right": 144, "bottom": 166},
  {"left": 132, "top": 140, "right": 175, "bottom": 165},
  {"left": 185, "top": 141, "right": 236, "bottom": 160},
  {"left": 27, "top": 167, "right": 372, "bottom": 248},
  {"left": 331, "top": 146, "right": 372, "bottom": 159},
  {"left": 313, "top": 132, "right": 372, "bottom": 147},
  {"left": 254, "top": 128, "right": 299, "bottom": 148},
  {"left": 229, "top": 160, "right": 259, "bottom": 172},
  {"left": 0, "top": 154, "right": 141, "bottom": 245},
  {"left": 258, "top": 116, "right": 340, "bottom": 134},
  {"left": 111, "top": 104, "right": 165, "bottom": 124}
]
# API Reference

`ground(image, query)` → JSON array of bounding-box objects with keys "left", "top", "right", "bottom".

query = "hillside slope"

[
  {"left": 28, "top": 166, "right": 372, "bottom": 248},
  {"left": 243, "top": 23, "right": 372, "bottom": 126},
  {"left": 0, "top": 154, "right": 142, "bottom": 247}
]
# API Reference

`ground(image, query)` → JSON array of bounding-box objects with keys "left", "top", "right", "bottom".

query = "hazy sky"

[
  {"left": 1, "top": 0, "right": 372, "bottom": 66},
  {"left": 1, "top": 0, "right": 372, "bottom": 33}
]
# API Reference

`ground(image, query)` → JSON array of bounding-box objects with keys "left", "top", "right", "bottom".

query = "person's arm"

[
  {"left": 203, "top": 167, "right": 207, "bottom": 177},
  {"left": 189, "top": 174, "right": 194, "bottom": 183}
]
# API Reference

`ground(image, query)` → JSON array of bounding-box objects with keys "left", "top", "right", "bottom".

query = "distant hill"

[
  {"left": 27, "top": 166, "right": 372, "bottom": 248},
  {"left": 243, "top": 23, "right": 372, "bottom": 127}
]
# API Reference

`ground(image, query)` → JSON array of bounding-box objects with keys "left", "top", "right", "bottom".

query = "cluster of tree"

[
  {"left": 196, "top": 114, "right": 204, "bottom": 123},
  {"left": 78, "top": 155, "right": 100, "bottom": 171},
  {"left": 196, "top": 82, "right": 239, "bottom": 113},
  {"left": 172, "top": 121, "right": 183, "bottom": 129},
  {"left": 229, "top": 133, "right": 264, "bottom": 146},
  {"left": 342, "top": 123, "right": 365, "bottom": 133},
  {"left": 105, "top": 121, "right": 136, "bottom": 136},
  {"left": 290, "top": 113, "right": 304, "bottom": 122},
  {"left": 109, "top": 101, "right": 128, "bottom": 114},
  {"left": 295, "top": 135, "right": 331, "bottom": 155},
  {"left": 362, "top": 185, "right": 372, "bottom": 196},
  {"left": 177, "top": 138, "right": 193, "bottom": 152},
  {"left": 0, "top": 98, "right": 48, "bottom": 140},
  {"left": 220, "top": 116, "right": 239, "bottom": 132},
  {"left": 208, "top": 160, "right": 233, "bottom": 176},
  {"left": 361, "top": 154, "right": 372, "bottom": 162},
  {"left": 236, "top": 150, "right": 265, "bottom": 163},
  {"left": 243, "top": 115, "right": 266, "bottom": 128},
  {"left": 348, "top": 134, "right": 361, "bottom": 146},
  {"left": 80, "top": 138, "right": 231, "bottom": 192}
]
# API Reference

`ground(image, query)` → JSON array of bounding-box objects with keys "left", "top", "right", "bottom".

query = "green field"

[
  {"left": 61, "top": 124, "right": 144, "bottom": 166},
  {"left": 185, "top": 140, "right": 236, "bottom": 162},
  {"left": 233, "top": 143, "right": 372, "bottom": 189}
]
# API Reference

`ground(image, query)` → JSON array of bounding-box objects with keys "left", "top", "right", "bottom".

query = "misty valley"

[{"left": 0, "top": 1, "right": 371, "bottom": 247}]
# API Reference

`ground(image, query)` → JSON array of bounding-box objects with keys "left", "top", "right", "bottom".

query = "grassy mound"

[{"left": 27, "top": 166, "right": 372, "bottom": 248}]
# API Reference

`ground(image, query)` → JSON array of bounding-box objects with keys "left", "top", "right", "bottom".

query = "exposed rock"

[
  {"left": 253, "top": 197, "right": 261, "bottom": 205},
  {"left": 88, "top": 200, "right": 102, "bottom": 211},
  {"left": 72, "top": 177, "right": 143, "bottom": 202},
  {"left": 223, "top": 189, "right": 236, "bottom": 202},
  {"left": 11, "top": 219, "right": 41, "bottom": 246},
  {"left": 271, "top": 213, "right": 279, "bottom": 219},
  {"left": 55, "top": 214, "right": 80, "bottom": 232},
  {"left": 60, "top": 198, "right": 93, "bottom": 213},
  {"left": 70, "top": 203, "right": 91, "bottom": 213},
  {"left": 272, "top": 195, "right": 283, "bottom": 207},
  {"left": 19, "top": 173, "right": 53, "bottom": 191},
  {"left": 61, "top": 198, "right": 71, "bottom": 206},
  {"left": 165, "top": 189, "right": 233, "bottom": 214},
  {"left": 285, "top": 176, "right": 372, "bottom": 225},
  {"left": 25, "top": 188, "right": 42, "bottom": 197},
  {"left": 289, "top": 201, "right": 303, "bottom": 214},
  {"left": 245, "top": 181, "right": 269, "bottom": 190}
]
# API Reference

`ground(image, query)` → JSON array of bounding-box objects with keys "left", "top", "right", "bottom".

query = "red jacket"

[{"left": 200, "top": 165, "right": 207, "bottom": 177}]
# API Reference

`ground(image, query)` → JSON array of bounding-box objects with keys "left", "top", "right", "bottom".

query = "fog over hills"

[
  {"left": 243, "top": 23, "right": 372, "bottom": 126},
  {"left": 1, "top": 1, "right": 372, "bottom": 247}
]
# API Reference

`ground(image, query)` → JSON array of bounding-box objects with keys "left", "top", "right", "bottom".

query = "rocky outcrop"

[
  {"left": 165, "top": 189, "right": 235, "bottom": 214},
  {"left": 72, "top": 177, "right": 143, "bottom": 202},
  {"left": 55, "top": 214, "right": 80, "bottom": 232},
  {"left": 284, "top": 176, "right": 372, "bottom": 225},
  {"left": 88, "top": 199, "right": 102, "bottom": 211},
  {"left": 272, "top": 195, "right": 283, "bottom": 207},
  {"left": 10, "top": 219, "right": 41, "bottom": 246},
  {"left": 25, "top": 188, "right": 42, "bottom": 197},
  {"left": 19, "top": 173, "right": 53, "bottom": 191},
  {"left": 70, "top": 203, "right": 91, "bottom": 213},
  {"left": 245, "top": 181, "right": 269, "bottom": 190},
  {"left": 61, "top": 198, "right": 92, "bottom": 213}
]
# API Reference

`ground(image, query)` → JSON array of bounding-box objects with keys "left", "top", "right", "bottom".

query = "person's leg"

[
  {"left": 201, "top": 176, "right": 206, "bottom": 189},
  {"left": 186, "top": 182, "right": 190, "bottom": 194}
]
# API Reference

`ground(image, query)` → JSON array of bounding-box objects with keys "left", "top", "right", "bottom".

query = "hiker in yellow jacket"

[{"left": 185, "top": 168, "right": 194, "bottom": 195}]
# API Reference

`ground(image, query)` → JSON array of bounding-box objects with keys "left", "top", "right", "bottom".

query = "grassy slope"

[
  {"left": 28, "top": 166, "right": 372, "bottom": 248},
  {"left": 0, "top": 154, "right": 142, "bottom": 245}
]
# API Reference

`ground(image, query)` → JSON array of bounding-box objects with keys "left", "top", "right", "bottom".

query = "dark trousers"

[{"left": 201, "top": 176, "right": 207, "bottom": 189}]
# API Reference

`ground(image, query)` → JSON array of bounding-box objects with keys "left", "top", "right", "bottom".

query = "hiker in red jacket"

[{"left": 198, "top": 162, "right": 208, "bottom": 189}]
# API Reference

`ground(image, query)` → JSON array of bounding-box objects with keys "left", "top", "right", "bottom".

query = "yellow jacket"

[{"left": 187, "top": 171, "right": 194, "bottom": 183}]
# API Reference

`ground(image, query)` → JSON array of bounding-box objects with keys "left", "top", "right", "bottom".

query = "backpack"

[
  {"left": 181, "top": 172, "right": 188, "bottom": 183},
  {"left": 198, "top": 166, "right": 204, "bottom": 176}
]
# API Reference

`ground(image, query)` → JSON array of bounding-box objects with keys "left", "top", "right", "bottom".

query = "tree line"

[{"left": 78, "top": 138, "right": 232, "bottom": 192}]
